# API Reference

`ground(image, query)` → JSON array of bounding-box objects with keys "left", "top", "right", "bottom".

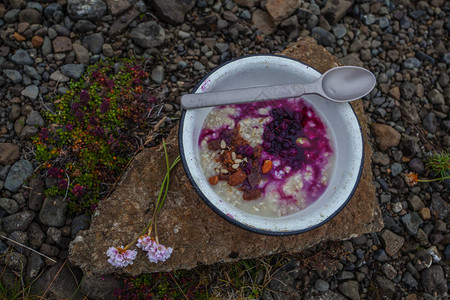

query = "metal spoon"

[{"left": 181, "top": 66, "right": 376, "bottom": 109}]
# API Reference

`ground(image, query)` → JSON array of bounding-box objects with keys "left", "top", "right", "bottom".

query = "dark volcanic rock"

[
  {"left": 421, "top": 265, "right": 447, "bottom": 296},
  {"left": 148, "top": 0, "right": 195, "bottom": 24},
  {"left": 39, "top": 197, "right": 67, "bottom": 227},
  {"left": 67, "top": 0, "right": 107, "bottom": 21},
  {"left": 311, "top": 27, "right": 336, "bottom": 47},
  {"left": 4, "top": 160, "right": 33, "bottom": 192},
  {"left": 130, "top": 21, "right": 165, "bottom": 49},
  {"left": 2, "top": 211, "right": 35, "bottom": 234}
]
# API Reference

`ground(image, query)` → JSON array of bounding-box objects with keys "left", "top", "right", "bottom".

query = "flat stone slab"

[{"left": 69, "top": 37, "right": 383, "bottom": 276}]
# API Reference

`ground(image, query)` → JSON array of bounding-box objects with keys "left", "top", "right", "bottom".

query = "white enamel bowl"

[{"left": 179, "top": 55, "right": 364, "bottom": 235}]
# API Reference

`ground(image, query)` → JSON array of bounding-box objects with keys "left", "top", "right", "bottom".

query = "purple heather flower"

[
  {"left": 48, "top": 167, "right": 61, "bottom": 178},
  {"left": 71, "top": 102, "right": 82, "bottom": 112},
  {"left": 106, "top": 79, "right": 115, "bottom": 89},
  {"left": 74, "top": 109, "right": 84, "bottom": 120},
  {"left": 72, "top": 184, "right": 84, "bottom": 197},
  {"left": 92, "top": 126, "right": 105, "bottom": 137},
  {"left": 89, "top": 116, "right": 98, "bottom": 126},
  {"left": 65, "top": 124, "right": 74, "bottom": 131},
  {"left": 58, "top": 179, "right": 68, "bottom": 189},
  {"left": 39, "top": 128, "right": 49, "bottom": 139},
  {"left": 92, "top": 71, "right": 101, "bottom": 80},
  {"left": 100, "top": 100, "right": 110, "bottom": 113},
  {"left": 80, "top": 89, "right": 90, "bottom": 103},
  {"left": 107, "top": 246, "right": 137, "bottom": 268}
]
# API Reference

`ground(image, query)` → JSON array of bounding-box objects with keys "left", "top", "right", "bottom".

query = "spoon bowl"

[{"left": 320, "top": 66, "right": 376, "bottom": 102}]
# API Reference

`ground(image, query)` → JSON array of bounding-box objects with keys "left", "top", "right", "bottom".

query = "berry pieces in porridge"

[{"left": 199, "top": 98, "right": 334, "bottom": 217}]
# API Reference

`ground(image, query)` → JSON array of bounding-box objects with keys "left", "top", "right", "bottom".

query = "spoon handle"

[{"left": 181, "top": 83, "right": 308, "bottom": 109}]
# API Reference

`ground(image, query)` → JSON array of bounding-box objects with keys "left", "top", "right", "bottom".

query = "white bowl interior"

[{"left": 180, "top": 55, "right": 363, "bottom": 234}]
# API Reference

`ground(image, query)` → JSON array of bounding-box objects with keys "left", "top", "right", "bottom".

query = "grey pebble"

[
  {"left": 401, "top": 212, "right": 423, "bottom": 235},
  {"left": 73, "top": 20, "right": 97, "bottom": 33},
  {"left": 400, "top": 81, "right": 415, "bottom": 99},
  {"left": 379, "top": 17, "right": 390, "bottom": 29},
  {"left": 0, "top": 198, "right": 19, "bottom": 214},
  {"left": 11, "top": 49, "right": 34, "bottom": 66},
  {"left": 402, "top": 272, "right": 418, "bottom": 288},
  {"left": 332, "top": 24, "right": 347, "bottom": 39},
  {"left": 338, "top": 281, "right": 360, "bottom": 300},
  {"left": 131, "top": 21, "right": 165, "bottom": 49},
  {"left": 44, "top": 3, "right": 64, "bottom": 20},
  {"left": 391, "top": 162, "right": 402, "bottom": 176},
  {"left": 314, "top": 279, "right": 329, "bottom": 292},
  {"left": 3, "top": 69, "right": 22, "bottom": 83},
  {"left": 67, "top": 0, "right": 107, "bottom": 21},
  {"left": 363, "top": 14, "right": 376, "bottom": 25},
  {"left": 373, "top": 249, "right": 389, "bottom": 262},
  {"left": 428, "top": 89, "right": 445, "bottom": 105},
  {"left": 26, "top": 110, "right": 45, "bottom": 127},
  {"left": 380, "top": 194, "right": 392, "bottom": 203},
  {"left": 193, "top": 61, "right": 205, "bottom": 71},
  {"left": 151, "top": 65, "right": 164, "bottom": 84},
  {"left": 215, "top": 43, "right": 230, "bottom": 54},
  {"left": 2, "top": 211, "right": 35, "bottom": 234},
  {"left": 311, "top": 27, "right": 336, "bottom": 47},
  {"left": 421, "top": 265, "right": 447, "bottom": 296},
  {"left": 6, "top": 252, "right": 28, "bottom": 271},
  {"left": 61, "top": 64, "right": 85, "bottom": 79},
  {"left": 71, "top": 214, "right": 90, "bottom": 238},
  {"left": 42, "top": 36, "right": 53, "bottom": 56},
  {"left": 4, "top": 160, "right": 33, "bottom": 192},
  {"left": 39, "top": 197, "right": 67, "bottom": 227},
  {"left": 422, "top": 112, "right": 437, "bottom": 133},
  {"left": 4, "top": 9, "right": 21, "bottom": 23},
  {"left": 403, "top": 57, "right": 421, "bottom": 69},
  {"left": 178, "top": 30, "right": 191, "bottom": 39},
  {"left": 177, "top": 61, "right": 187, "bottom": 70},
  {"left": 24, "top": 66, "right": 41, "bottom": 80},
  {"left": 8, "top": 231, "right": 28, "bottom": 252},
  {"left": 21, "top": 85, "right": 39, "bottom": 100},
  {"left": 337, "top": 270, "right": 355, "bottom": 280},
  {"left": 82, "top": 33, "right": 104, "bottom": 55}
]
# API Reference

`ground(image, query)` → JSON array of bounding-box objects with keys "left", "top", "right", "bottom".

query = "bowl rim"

[{"left": 178, "top": 54, "right": 365, "bottom": 236}]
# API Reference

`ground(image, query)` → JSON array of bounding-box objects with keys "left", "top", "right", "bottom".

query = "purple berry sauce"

[{"left": 199, "top": 98, "right": 334, "bottom": 215}]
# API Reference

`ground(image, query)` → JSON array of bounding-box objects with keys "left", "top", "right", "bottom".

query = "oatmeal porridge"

[{"left": 198, "top": 98, "right": 335, "bottom": 217}]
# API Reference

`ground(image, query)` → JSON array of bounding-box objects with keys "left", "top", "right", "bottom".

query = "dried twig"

[
  {"left": 0, "top": 234, "right": 56, "bottom": 263},
  {"left": 168, "top": 272, "right": 189, "bottom": 300},
  {"left": 41, "top": 259, "right": 67, "bottom": 299},
  {"left": 63, "top": 169, "right": 71, "bottom": 201}
]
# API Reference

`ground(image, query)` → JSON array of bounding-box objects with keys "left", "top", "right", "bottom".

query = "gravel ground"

[{"left": 0, "top": 0, "right": 448, "bottom": 299}]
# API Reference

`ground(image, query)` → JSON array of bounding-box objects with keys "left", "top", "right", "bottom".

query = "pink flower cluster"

[
  {"left": 106, "top": 246, "right": 137, "bottom": 268},
  {"left": 137, "top": 235, "right": 173, "bottom": 263}
]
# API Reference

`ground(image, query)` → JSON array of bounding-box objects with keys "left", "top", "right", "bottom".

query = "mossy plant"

[
  {"left": 114, "top": 271, "right": 209, "bottom": 299},
  {"left": 33, "top": 59, "right": 158, "bottom": 214},
  {"left": 426, "top": 150, "right": 450, "bottom": 180}
]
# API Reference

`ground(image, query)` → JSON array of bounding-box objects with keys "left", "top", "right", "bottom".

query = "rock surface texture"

[{"left": 69, "top": 37, "right": 383, "bottom": 276}]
